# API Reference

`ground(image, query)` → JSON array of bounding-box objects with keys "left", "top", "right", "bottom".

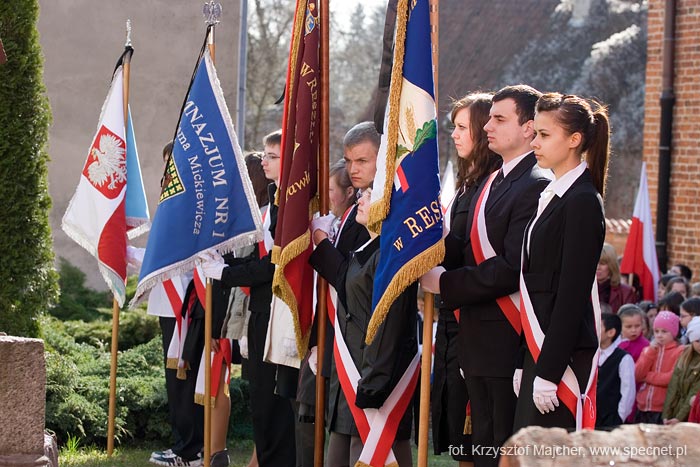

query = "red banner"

[{"left": 271, "top": 0, "right": 320, "bottom": 356}]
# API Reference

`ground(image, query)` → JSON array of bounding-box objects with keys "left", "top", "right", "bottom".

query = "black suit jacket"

[
  {"left": 440, "top": 152, "right": 550, "bottom": 378},
  {"left": 521, "top": 169, "right": 604, "bottom": 385},
  {"left": 308, "top": 205, "right": 370, "bottom": 376}
]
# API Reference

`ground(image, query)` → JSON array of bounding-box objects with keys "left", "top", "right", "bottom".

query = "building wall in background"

[
  {"left": 39, "top": 0, "right": 241, "bottom": 288},
  {"left": 643, "top": 0, "right": 700, "bottom": 277}
]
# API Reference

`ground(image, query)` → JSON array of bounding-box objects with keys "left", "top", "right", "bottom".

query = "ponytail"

[
  {"left": 585, "top": 104, "right": 610, "bottom": 198},
  {"left": 536, "top": 93, "right": 611, "bottom": 197}
]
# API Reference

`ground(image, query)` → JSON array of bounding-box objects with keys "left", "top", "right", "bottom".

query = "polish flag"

[
  {"left": 620, "top": 162, "right": 660, "bottom": 301},
  {"left": 62, "top": 60, "right": 128, "bottom": 306}
]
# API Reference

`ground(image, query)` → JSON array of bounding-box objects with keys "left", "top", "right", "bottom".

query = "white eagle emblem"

[{"left": 87, "top": 134, "right": 126, "bottom": 190}]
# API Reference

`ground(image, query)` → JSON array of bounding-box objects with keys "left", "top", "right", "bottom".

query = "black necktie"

[{"left": 490, "top": 169, "right": 504, "bottom": 194}]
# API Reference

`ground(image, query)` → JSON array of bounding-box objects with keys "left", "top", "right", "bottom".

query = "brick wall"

[{"left": 643, "top": 0, "right": 700, "bottom": 279}]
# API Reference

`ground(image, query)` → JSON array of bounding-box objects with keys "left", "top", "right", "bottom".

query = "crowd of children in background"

[{"left": 596, "top": 243, "right": 700, "bottom": 429}]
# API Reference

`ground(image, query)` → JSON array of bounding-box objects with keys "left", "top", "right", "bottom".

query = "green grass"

[
  {"left": 59, "top": 439, "right": 255, "bottom": 467},
  {"left": 58, "top": 439, "right": 458, "bottom": 466}
]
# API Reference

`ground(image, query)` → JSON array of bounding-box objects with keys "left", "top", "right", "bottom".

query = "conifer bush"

[{"left": 0, "top": 0, "right": 58, "bottom": 336}]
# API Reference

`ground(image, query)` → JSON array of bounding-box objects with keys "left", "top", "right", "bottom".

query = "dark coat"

[
  {"left": 440, "top": 153, "right": 550, "bottom": 378},
  {"left": 513, "top": 169, "right": 605, "bottom": 430},
  {"left": 432, "top": 181, "right": 482, "bottom": 457},
  {"left": 345, "top": 237, "right": 418, "bottom": 440}
]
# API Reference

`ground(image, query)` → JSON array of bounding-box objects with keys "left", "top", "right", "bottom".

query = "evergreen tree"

[{"left": 0, "top": 0, "right": 59, "bottom": 336}]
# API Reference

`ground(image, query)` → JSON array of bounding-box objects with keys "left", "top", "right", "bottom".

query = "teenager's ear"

[{"left": 569, "top": 132, "right": 583, "bottom": 150}]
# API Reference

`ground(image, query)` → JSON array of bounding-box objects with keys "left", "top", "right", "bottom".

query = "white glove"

[
  {"left": 282, "top": 337, "right": 298, "bottom": 358},
  {"left": 126, "top": 246, "right": 145, "bottom": 272},
  {"left": 310, "top": 213, "right": 335, "bottom": 235},
  {"left": 239, "top": 336, "right": 249, "bottom": 359},
  {"left": 513, "top": 368, "right": 523, "bottom": 397},
  {"left": 197, "top": 249, "right": 226, "bottom": 280},
  {"left": 533, "top": 376, "right": 559, "bottom": 414},
  {"left": 308, "top": 346, "right": 318, "bottom": 375},
  {"left": 420, "top": 266, "right": 445, "bottom": 294}
]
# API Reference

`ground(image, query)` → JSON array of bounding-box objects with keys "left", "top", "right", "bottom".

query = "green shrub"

[
  {"left": 0, "top": 0, "right": 59, "bottom": 337},
  {"left": 50, "top": 258, "right": 112, "bottom": 322},
  {"left": 42, "top": 315, "right": 253, "bottom": 446}
]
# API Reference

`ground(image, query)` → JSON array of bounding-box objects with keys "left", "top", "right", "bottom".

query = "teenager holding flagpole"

[
  {"left": 513, "top": 93, "right": 609, "bottom": 431},
  {"left": 199, "top": 130, "right": 296, "bottom": 467}
]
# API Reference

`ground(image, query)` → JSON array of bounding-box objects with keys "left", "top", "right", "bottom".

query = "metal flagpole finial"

[
  {"left": 125, "top": 19, "right": 132, "bottom": 47},
  {"left": 202, "top": 1, "right": 222, "bottom": 25}
]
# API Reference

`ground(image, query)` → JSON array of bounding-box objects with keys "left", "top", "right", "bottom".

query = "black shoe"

[{"left": 210, "top": 449, "right": 230, "bottom": 467}]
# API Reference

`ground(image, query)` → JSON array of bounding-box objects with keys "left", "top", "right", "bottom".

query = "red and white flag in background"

[
  {"left": 620, "top": 162, "right": 660, "bottom": 301},
  {"left": 62, "top": 58, "right": 128, "bottom": 306}
]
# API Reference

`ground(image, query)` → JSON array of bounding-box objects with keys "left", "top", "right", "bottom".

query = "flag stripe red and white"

[
  {"left": 62, "top": 64, "right": 128, "bottom": 306},
  {"left": 620, "top": 162, "right": 660, "bottom": 301}
]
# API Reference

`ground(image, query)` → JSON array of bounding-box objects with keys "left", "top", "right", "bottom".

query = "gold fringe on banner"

[
  {"left": 368, "top": 0, "right": 409, "bottom": 234},
  {"left": 365, "top": 239, "right": 445, "bottom": 345}
]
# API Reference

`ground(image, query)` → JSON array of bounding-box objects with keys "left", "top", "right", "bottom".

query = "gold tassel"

[
  {"left": 366, "top": 240, "right": 445, "bottom": 344},
  {"left": 464, "top": 414, "right": 472, "bottom": 435},
  {"left": 166, "top": 358, "right": 179, "bottom": 370},
  {"left": 176, "top": 367, "right": 187, "bottom": 380}
]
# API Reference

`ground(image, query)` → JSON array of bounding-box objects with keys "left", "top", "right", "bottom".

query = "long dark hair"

[
  {"left": 535, "top": 93, "right": 610, "bottom": 197},
  {"left": 450, "top": 92, "right": 501, "bottom": 189},
  {"left": 245, "top": 152, "right": 271, "bottom": 207}
]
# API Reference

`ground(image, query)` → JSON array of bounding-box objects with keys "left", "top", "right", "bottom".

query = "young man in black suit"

[{"left": 421, "top": 85, "right": 550, "bottom": 467}]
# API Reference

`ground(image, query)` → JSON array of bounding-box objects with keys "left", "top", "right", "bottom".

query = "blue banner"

[
  {"left": 367, "top": 0, "right": 443, "bottom": 343},
  {"left": 133, "top": 50, "right": 263, "bottom": 303}
]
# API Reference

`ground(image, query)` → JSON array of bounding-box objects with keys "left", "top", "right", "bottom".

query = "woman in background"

[{"left": 597, "top": 243, "right": 636, "bottom": 313}]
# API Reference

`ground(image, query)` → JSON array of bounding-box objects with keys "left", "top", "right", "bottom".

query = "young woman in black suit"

[
  {"left": 433, "top": 92, "right": 500, "bottom": 465},
  {"left": 513, "top": 93, "right": 610, "bottom": 431}
]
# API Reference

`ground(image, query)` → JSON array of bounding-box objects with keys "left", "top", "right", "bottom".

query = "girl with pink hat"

[{"left": 634, "top": 311, "right": 684, "bottom": 424}]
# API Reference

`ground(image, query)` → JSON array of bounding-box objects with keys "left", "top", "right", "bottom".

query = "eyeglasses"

[{"left": 262, "top": 154, "right": 280, "bottom": 161}]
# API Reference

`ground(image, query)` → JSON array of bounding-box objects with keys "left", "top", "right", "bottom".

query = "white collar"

[
  {"left": 601, "top": 334, "right": 623, "bottom": 359},
  {"left": 501, "top": 151, "right": 531, "bottom": 177},
  {"left": 544, "top": 161, "right": 587, "bottom": 198}
]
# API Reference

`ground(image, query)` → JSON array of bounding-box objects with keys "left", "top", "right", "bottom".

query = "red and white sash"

[
  {"left": 149, "top": 274, "right": 189, "bottom": 377},
  {"left": 195, "top": 338, "right": 233, "bottom": 407},
  {"left": 333, "top": 310, "right": 420, "bottom": 467},
  {"left": 520, "top": 276, "right": 600, "bottom": 429},
  {"left": 258, "top": 204, "right": 273, "bottom": 258},
  {"left": 328, "top": 232, "right": 420, "bottom": 466},
  {"left": 469, "top": 170, "right": 521, "bottom": 334}
]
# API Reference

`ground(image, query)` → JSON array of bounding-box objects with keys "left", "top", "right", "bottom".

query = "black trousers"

[
  {"left": 465, "top": 375, "right": 517, "bottom": 467},
  {"left": 247, "top": 311, "right": 296, "bottom": 467},
  {"left": 160, "top": 317, "right": 204, "bottom": 461}
]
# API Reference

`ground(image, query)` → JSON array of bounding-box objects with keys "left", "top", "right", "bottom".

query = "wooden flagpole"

[
  {"left": 417, "top": 1, "right": 439, "bottom": 465},
  {"left": 107, "top": 20, "right": 133, "bottom": 457},
  {"left": 314, "top": 0, "right": 330, "bottom": 466},
  {"left": 204, "top": 34, "right": 214, "bottom": 467},
  {"left": 203, "top": 5, "right": 220, "bottom": 467},
  {"left": 106, "top": 294, "right": 121, "bottom": 456}
]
